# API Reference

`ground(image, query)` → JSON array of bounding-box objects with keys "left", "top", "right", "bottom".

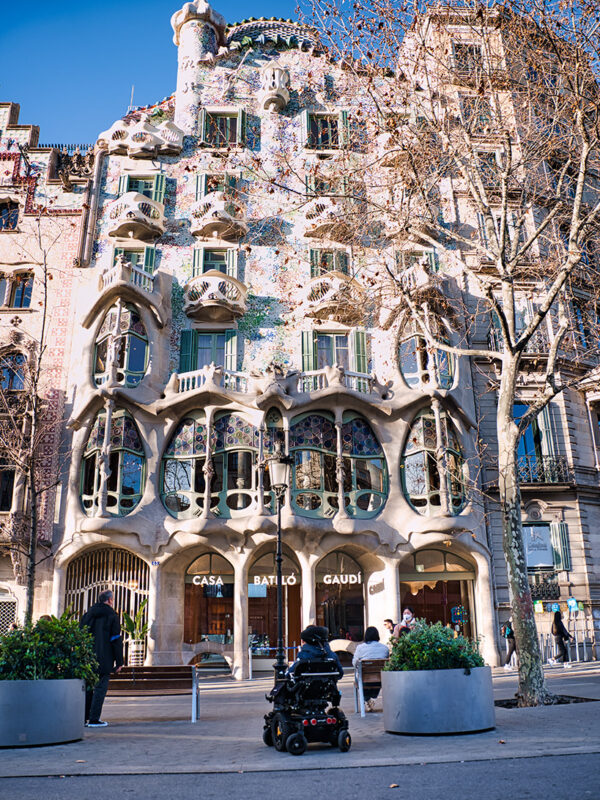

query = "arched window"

[
  {"left": 211, "top": 413, "right": 259, "bottom": 516},
  {"left": 161, "top": 413, "right": 208, "bottom": 518},
  {"left": 81, "top": 409, "right": 145, "bottom": 516},
  {"left": 398, "top": 334, "right": 454, "bottom": 390},
  {"left": 8, "top": 273, "right": 33, "bottom": 309},
  {"left": 94, "top": 302, "right": 149, "bottom": 387},
  {"left": 402, "top": 408, "right": 466, "bottom": 516},
  {"left": 0, "top": 352, "right": 25, "bottom": 391},
  {"left": 341, "top": 413, "right": 388, "bottom": 517},
  {"left": 290, "top": 412, "right": 337, "bottom": 517}
]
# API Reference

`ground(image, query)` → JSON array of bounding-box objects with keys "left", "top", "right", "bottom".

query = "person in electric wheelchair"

[{"left": 263, "top": 626, "right": 351, "bottom": 756}]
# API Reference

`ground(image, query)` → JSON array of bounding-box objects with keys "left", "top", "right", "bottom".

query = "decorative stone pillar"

[
  {"left": 50, "top": 563, "right": 66, "bottom": 617},
  {"left": 97, "top": 397, "right": 114, "bottom": 517},
  {"left": 471, "top": 550, "right": 501, "bottom": 666},
  {"left": 366, "top": 557, "right": 400, "bottom": 631},
  {"left": 298, "top": 553, "right": 316, "bottom": 629},
  {"left": 171, "top": 1, "right": 227, "bottom": 134},
  {"left": 145, "top": 561, "right": 160, "bottom": 665},
  {"left": 233, "top": 559, "right": 249, "bottom": 680}
]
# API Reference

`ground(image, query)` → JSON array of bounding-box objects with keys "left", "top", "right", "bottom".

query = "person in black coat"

[
  {"left": 80, "top": 589, "right": 124, "bottom": 727},
  {"left": 549, "top": 610, "right": 574, "bottom": 668}
]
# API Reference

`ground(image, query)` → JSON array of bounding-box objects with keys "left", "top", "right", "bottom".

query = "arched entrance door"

[
  {"left": 399, "top": 549, "right": 476, "bottom": 637},
  {"left": 248, "top": 548, "right": 301, "bottom": 663},
  {"left": 184, "top": 553, "right": 234, "bottom": 654},
  {"left": 316, "top": 550, "right": 364, "bottom": 642}
]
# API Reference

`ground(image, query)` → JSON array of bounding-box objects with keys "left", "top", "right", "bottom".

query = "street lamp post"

[{"left": 266, "top": 444, "right": 292, "bottom": 682}]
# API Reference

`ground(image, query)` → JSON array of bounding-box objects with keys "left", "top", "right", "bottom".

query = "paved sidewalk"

[{"left": 1, "top": 663, "right": 599, "bottom": 777}]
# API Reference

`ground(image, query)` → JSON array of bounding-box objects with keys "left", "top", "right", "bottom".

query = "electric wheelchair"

[{"left": 263, "top": 659, "right": 351, "bottom": 756}]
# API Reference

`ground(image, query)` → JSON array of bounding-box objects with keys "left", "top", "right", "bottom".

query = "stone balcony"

[
  {"left": 183, "top": 270, "right": 248, "bottom": 322},
  {"left": 98, "top": 256, "right": 155, "bottom": 296},
  {"left": 106, "top": 192, "right": 165, "bottom": 241},
  {"left": 376, "top": 131, "right": 408, "bottom": 168},
  {"left": 399, "top": 262, "right": 444, "bottom": 295},
  {"left": 98, "top": 115, "right": 184, "bottom": 158},
  {"left": 304, "top": 197, "right": 353, "bottom": 242},
  {"left": 298, "top": 271, "right": 363, "bottom": 322},
  {"left": 190, "top": 191, "right": 248, "bottom": 240}
]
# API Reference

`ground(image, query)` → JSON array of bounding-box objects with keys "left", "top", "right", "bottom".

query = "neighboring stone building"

[
  {"left": 3, "top": 2, "right": 598, "bottom": 676},
  {"left": 0, "top": 103, "right": 93, "bottom": 627}
]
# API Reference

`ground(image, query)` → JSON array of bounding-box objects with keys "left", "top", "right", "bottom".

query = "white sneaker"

[
  {"left": 503, "top": 664, "right": 511, "bottom": 671},
  {"left": 548, "top": 658, "right": 556, "bottom": 665},
  {"left": 563, "top": 663, "right": 572, "bottom": 669}
]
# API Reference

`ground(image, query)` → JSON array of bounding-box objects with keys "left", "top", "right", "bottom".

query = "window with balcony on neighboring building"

[
  {"left": 524, "top": 522, "right": 571, "bottom": 598},
  {"left": 0, "top": 201, "right": 19, "bottom": 231},
  {"left": 94, "top": 303, "right": 149, "bottom": 388},
  {"left": 401, "top": 407, "right": 466, "bottom": 516},
  {"left": 460, "top": 95, "right": 493, "bottom": 134},
  {"left": 453, "top": 43, "right": 483, "bottom": 75},
  {"left": 200, "top": 109, "right": 246, "bottom": 148},
  {"left": 8, "top": 274, "right": 33, "bottom": 309},
  {"left": 81, "top": 409, "right": 145, "bottom": 516},
  {"left": 309, "top": 249, "right": 349, "bottom": 277},
  {"left": 0, "top": 351, "right": 25, "bottom": 391},
  {"left": 0, "top": 459, "right": 15, "bottom": 512},
  {"left": 514, "top": 402, "right": 568, "bottom": 483},
  {"left": 302, "top": 110, "right": 349, "bottom": 150},
  {"left": 476, "top": 151, "right": 500, "bottom": 185}
]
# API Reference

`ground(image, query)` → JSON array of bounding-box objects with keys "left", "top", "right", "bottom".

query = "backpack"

[{"left": 501, "top": 623, "right": 513, "bottom": 639}]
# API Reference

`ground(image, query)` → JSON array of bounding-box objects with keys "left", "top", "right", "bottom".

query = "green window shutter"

[
  {"left": 224, "top": 330, "right": 237, "bottom": 372},
  {"left": 339, "top": 110, "right": 349, "bottom": 147},
  {"left": 226, "top": 249, "right": 238, "bottom": 278},
  {"left": 353, "top": 329, "right": 368, "bottom": 374},
  {"left": 179, "top": 330, "right": 197, "bottom": 374},
  {"left": 301, "top": 110, "right": 310, "bottom": 147},
  {"left": 237, "top": 109, "right": 247, "bottom": 146},
  {"left": 198, "top": 108, "right": 207, "bottom": 144},
  {"left": 192, "top": 248, "right": 203, "bottom": 277},
  {"left": 143, "top": 247, "right": 156, "bottom": 274},
  {"left": 302, "top": 331, "right": 317, "bottom": 371},
  {"left": 118, "top": 175, "right": 129, "bottom": 195},
  {"left": 305, "top": 174, "right": 316, "bottom": 195},
  {"left": 310, "top": 249, "right": 320, "bottom": 278},
  {"left": 152, "top": 174, "right": 166, "bottom": 205},
  {"left": 226, "top": 173, "right": 236, "bottom": 191},
  {"left": 550, "top": 522, "right": 571, "bottom": 572},
  {"left": 336, "top": 251, "right": 349, "bottom": 275},
  {"left": 113, "top": 247, "right": 125, "bottom": 265},
  {"left": 195, "top": 174, "right": 206, "bottom": 201},
  {"left": 538, "top": 405, "right": 557, "bottom": 458}
]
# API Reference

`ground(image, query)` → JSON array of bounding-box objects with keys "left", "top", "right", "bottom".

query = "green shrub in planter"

[
  {"left": 0, "top": 613, "right": 98, "bottom": 685},
  {"left": 385, "top": 620, "right": 484, "bottom": 672}
]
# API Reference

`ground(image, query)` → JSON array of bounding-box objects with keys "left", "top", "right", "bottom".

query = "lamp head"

[{"left": 266, "top": 443, "right": 292, "bottom": 492}]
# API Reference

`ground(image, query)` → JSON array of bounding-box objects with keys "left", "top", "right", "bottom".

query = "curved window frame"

[
  {"left": 94, "top": 302, "right": 149, "bottom": 388},
  {"left": 8, "top": 273, "right": 33, "bottom": 309},
  {"left": 161, "top": 412, "right": 208, "bottom": 519},
  {"left": 401, "top": 407, "right": 466, "bottom": 516},
  {"left": 81, "top": 409, "right": 146, "bottom": 517},
  {"left": 0, "top": 351, "right": 25, "bottom": 391},
  {"left": 341, "top": 412, "right": 388, "bottom": 519},
  {"left": 398, "top": 334, "right": 455, "bottom": 390}
]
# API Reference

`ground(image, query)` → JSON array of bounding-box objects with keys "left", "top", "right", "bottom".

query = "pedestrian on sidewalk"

[
  {"left": 383, "top": 618, "right": 400, "bottom": 639},
  {"left": 80, "top": 589, "right": 124, "bottom": 727},
  {"left": 501, "top": 618, "right": 516, "bottom": 670},
  {"left": 549, "top": 610, "right": 574, "bottom": 668},
  {"left": 352, "top": 626, "right": 389, "bottom": 711}
]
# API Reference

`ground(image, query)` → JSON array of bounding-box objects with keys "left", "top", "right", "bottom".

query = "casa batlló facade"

[{"left": 1, "top": 1, "right": 599, "bottom": 677}]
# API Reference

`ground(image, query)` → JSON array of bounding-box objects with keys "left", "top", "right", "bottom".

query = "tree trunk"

[{"left": 497, "top": 364, "right": 553, "bottom": 706}]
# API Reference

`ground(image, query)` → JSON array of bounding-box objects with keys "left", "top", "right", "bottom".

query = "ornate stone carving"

[
  {"left": 97, "top": 116, "right": 184, "bottom": 158},
  {"left": 56, "top": 146, "right": 94, "bottom": 192},
  {"left": 258, "top": 62, "right": 291, "bottom": 112},
  {"left": 170, "top": 1, "right": 227, "bottom": 47}
]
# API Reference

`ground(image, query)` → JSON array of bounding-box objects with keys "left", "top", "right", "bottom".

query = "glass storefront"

[
  {"left": 185, "top": 553, "right": 234, "bottom": 648},
  {"left": 399, "top": 549, "right": 476, "bottom": 638},
  {"left": 316, "top": 551, "right": 364, "bottom": 641},
  {"left": 248, "top": 549, "right": 301, "bottom": 659}
]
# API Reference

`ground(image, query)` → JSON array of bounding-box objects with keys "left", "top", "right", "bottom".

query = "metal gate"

[{"left": 0, "top": 600, "right": 17, "bottom": 633}]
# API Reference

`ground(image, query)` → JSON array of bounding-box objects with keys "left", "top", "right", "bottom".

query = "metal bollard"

[{"left": 248, "top": 647, "right": 252, "bottom": 681}]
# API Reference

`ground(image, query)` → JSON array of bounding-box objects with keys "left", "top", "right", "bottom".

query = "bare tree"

[{"left": 268, "top": 0, "right": 600, "bottom": 704}]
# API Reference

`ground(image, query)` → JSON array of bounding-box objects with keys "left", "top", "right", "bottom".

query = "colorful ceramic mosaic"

[
  {"left": 289, "top": 414, "right": 336, "bottom": 452},
  {"left": 341, "top": 417, "right": 382, "bottom": 457},
  {"left": 85, "top": 414, "right": 106, "bottom": 453},
  {"left": 110, "top": 413, "right": 144, "bottom": 453},
  {"left": 165, "top": 417, "right": 208, "bottom": 457},
  {"left": 213, "top": 413, "right": 259, "bottom": 451}
]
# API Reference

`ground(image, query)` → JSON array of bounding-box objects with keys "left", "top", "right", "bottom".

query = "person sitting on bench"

[{"left": 352, "top": 626, "right": 389, "bottom": 711}]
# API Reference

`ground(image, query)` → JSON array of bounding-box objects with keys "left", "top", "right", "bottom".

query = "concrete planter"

[
  {"left": 0, "top": 679, "right": 85, "bottom": 747},
  {"left": 382, "top": 666, "right": 495, "bottom": 735}
]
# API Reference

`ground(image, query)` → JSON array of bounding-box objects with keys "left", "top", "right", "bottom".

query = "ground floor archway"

[{"left": 316, "top": 549, "right": 364, "bottom": 642}]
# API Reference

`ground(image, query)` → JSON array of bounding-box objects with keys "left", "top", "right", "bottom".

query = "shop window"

[
  {"left": 81, "top": 409, "right": 145, "bottom": 516},
  {"left": 0, "top": 201, "right": 18, "bottom": 231},
  {"left": 316, "top": 551, "right": 364, "bottom": 641},
  {"left": 8, "top": 274, "right": 33, "bottom": 309},
  {"left": 476, "top": 151, "right": 500, "bottom": 186},
  {"left": 118, "top": 174, "right": 166, "bottom": 205},
  {"left": 301, "top": 110, "right": 349, "bottom": 150},
  {"left": 94, "top": 302, "right": 149, "bottom": 387},
  {"left": 309, "top": 249, "right": 349, "bottom": 277},
  {"left": 248, "top": 549, "right": 302, "bottom": 657},
  {"left": 402, "top": 408, "right": 466, "bottom": 515},
  {"left": 0, "top": 351, "right": 25, "bottom": 391},
  {"left": 289, "top": 411, "right": 387, "bottom": 519},
  {"left": 199, "top": 109, "right": 246, "bottom": 148},
  {"left": 0, "top": 460, "right": 15, "bottom": 512},
  {"left": 185, "top": 553, "right": 234, "bottom": 650},
  {"left": 398, "top": 334, "right": 454, "bottom": 390}
]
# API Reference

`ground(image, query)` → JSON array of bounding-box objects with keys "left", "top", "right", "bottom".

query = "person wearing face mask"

[{"left": 398, "top": 606, "right": 416, "bottom": 636}]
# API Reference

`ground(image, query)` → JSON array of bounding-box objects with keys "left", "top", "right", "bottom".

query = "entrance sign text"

[
  {"left": 323, "top": 573, "right": 362, "bottom": 585},
  {"left": 253, "top": 575, "right": 298, "bottom": 586},
  {"left": 192, "top": 575, "right": 224, "bottom": 586}
]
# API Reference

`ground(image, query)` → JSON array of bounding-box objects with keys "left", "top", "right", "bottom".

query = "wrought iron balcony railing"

[{"left": 517, "top": 455, "right": 573, "bottom": 485}]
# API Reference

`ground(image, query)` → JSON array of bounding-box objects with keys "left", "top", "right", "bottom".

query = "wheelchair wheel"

[
  {"left": 338, "top": 729, "right": 352, "bottom": 752},
  {"left": 271, "top": 713, "right": 293, "bottom": 752},
  {"left": 286, "top": 733, "right": 307, "bottom": 756},
  {"left": 262, "top": 726, "right": 274, "bottom": 747}
]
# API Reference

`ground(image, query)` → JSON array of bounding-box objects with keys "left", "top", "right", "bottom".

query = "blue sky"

[{"left": 1, "top": 0, "right": 297, "bottom": 146}]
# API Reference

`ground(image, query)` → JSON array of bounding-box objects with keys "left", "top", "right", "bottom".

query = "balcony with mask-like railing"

[
  {"left": 183, "top": 270, "right": 247, "bottom": 322},
  {"left": 488, "top": 325, "right": 551, "bottom": 356},
  {"left": 298, "top": 271, "right": 364, "bottom": 323},
  {"left": 189, "top": 190, "right": 248, "bottom": 240},
  {"left": 304, "top": 196, "right": 354, "bottom": 242},
  {"left": 106, "top": 192, "right": 165, "bottom": 241}
]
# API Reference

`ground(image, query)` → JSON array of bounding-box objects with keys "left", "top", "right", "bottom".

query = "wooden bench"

[
  {"left": 107, "top": 666, "right": 201, "bottom": 723},
  {"left": 353, "top": 658, "right": 388, "bottom": 717}
]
